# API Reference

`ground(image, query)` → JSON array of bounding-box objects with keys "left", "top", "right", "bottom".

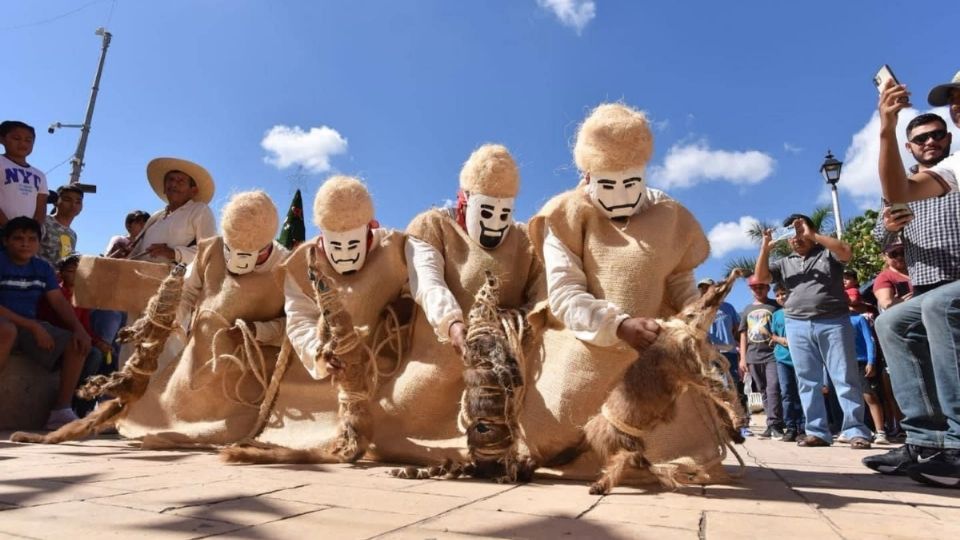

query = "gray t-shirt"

[
  {"left": 38, "top": 215, "right": 77, "bottom": 267},
  {"left": 739, "top": 299, "right": 778, "bottom": 364},
  {"left": 770, "top": 246, "right": 848, "bottom": 320}
]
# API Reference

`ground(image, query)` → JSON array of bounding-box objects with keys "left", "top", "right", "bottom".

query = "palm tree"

[{"left": 723, "top": 205, "right": 835, "bottom": 277}]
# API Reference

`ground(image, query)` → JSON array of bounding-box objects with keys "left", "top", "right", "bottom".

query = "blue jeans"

[
  {"left": 784, "top": 315, "right": 870, "bottom": 442},
  {"left": 874, "top": 279, "right": 960, "bottom": 449},
  {"left": 90, "top": 310, "right": 125, "bottom": 374},
  {"left": 776, "top": 361, "right": 805, "bottom": 431}
]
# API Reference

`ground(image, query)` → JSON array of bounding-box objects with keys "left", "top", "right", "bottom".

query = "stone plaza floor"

[{"left": 1, "top": 422, "right": 958, "bottom": 539}]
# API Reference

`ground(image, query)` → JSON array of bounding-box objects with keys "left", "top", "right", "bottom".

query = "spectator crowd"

[{"left": 2, "top": 69, "right": 960, "bottom": 491}]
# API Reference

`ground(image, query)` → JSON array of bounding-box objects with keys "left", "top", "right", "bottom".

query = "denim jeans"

[
  {"left": 748, "top": 361, "right": 782, "bottom": 427},
  {"left": 874, "top": 279, "right": 960, "bottom": 449},
  {"left": 90, "top": 309, "right": 125, "bottom": 374},
  {"left": 776, "top": 361, "right": 805, "bottom": 431},
  {"left": 784, "top": 315, "right": 870, "bottom": 442}
]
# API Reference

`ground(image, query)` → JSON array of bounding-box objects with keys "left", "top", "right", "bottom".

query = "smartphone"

[
  {"left": 894, "top": 281, "right": 911, "bottom": 297},
  {"left": 889, "top": 202, "right": 914, "bottom": 218},
  {"left": 873, "top": 64, "right": 900, "bottom": 92},
  {"left": 771, "top": 225, "right": 795, "bottom": 242}
]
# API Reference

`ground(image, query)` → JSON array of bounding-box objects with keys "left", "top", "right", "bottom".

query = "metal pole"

[
  {"left": 68, "top": 29, "right": 112, "bottom": 191},
  {"left": 830, "top": 184, "right": 844, "bottom": 239}
]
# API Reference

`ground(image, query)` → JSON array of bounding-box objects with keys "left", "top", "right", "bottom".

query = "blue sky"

[{"left": 5, "top": 0, "right": 959, "bottom": 310}]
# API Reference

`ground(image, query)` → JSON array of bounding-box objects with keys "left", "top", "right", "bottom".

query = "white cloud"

[
  {"left": 537, "top": 0, "right": 595, "bottom": 34},
  {"left": 839, "top": 106, "right": 959, "bottom": 209},
  {"left": 651, "top": 118, "right": 670, "bottom": 132},
  {"left": 648, "top": 141, "right": 776, "bottom": 189},
  {"left": 707, "top": 216, "right": 760, "bottom": 258},
  {"left": 783, "top": 142, "right": 803, "bottom": 154},
  {"left": 261, "top": 125, "right": 348, "bottom": 173}
]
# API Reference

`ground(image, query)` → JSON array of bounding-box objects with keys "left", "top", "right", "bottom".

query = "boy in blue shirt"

[
  {"left": 770, "top": 284, "right": 804, "bottom": 442},
  {"left": 850, "top": 309, "right": 888, "bottom": 445},
  {"left": 0, "top": 217, "right": 91, "bottom": 429}
]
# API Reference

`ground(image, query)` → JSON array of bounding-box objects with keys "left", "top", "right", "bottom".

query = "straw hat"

[
  {"left": 459, "top": 143, "right": 519, "bottom": 198},
  {"left": 313, "top": 175, "right": 374, "bottom": 232},
  {"left": 146, "top": 157, "right": 215, "bottom": 204},
  {"left": 574, "top": 103, "right": 654, "bottom": 173}
]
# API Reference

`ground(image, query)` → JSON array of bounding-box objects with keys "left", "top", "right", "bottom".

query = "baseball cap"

[
  {"left": 697, "top": 278, "right": 715, "bottom": 287},
  {"left": 927, "top": 70, "right": 960, "bottom": 106}
]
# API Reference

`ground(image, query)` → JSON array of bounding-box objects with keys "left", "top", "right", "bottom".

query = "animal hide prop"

[
  {"left": 10, "top": 264, "right": 188, "bottom": 444},
  {"left": 221, "top": 248, "right": 376, "bottom": 464},
  {"left": 579, "top": 270, "right": 744, "bottom": 494},
  {"left": 390, "top": 271, "right": 536, "bottom": 482}
]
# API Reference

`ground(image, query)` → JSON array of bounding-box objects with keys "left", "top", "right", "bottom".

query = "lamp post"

[
  {"left": 47, "top": 27, "right": 112, "bottom": 194},
  {"left": 820, "top": 150, "right": 844, "bottom": 239}
]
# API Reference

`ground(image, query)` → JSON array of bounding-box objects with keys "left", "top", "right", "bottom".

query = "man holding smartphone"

[{"left": 867, "top": 72, "right": 960, "bottom": 488}]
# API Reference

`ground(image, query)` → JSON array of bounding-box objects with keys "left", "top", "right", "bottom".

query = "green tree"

[{"left": 841, "top": 209, "right": 884, "bottom": 283}]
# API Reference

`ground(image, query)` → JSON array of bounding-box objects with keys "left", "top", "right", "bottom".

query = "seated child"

[{"left": 0, "top": 217, "right": 91, "bottom": 429}]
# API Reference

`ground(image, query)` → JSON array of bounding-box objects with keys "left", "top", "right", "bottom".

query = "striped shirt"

[{"left": 0, "top": 251, "right": 59, "bottom": 319}]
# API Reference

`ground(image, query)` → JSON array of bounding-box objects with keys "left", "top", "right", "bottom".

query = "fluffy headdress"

[
  {"left": 221, "top": 190, "right": 279, "bottom": 252},
  {"left": 573, "top": 103, "right": 654, "bottom": 173},
  {"left": 459, "top": 144, "right": 519, "bottom": 198},
  {"left": 313, "top": 175, "right": 374, "bottom": 232}
]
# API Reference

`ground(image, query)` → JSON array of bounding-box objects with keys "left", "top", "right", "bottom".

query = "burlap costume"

[
  {"left": 252, "top": 229, "right": 409, "bottom": 450},
  {"left": 369, "top": 208, "right": 545, "bottom": 464},
  {"left": 521, "top": 187, "right": 731, "bottom": 480},
  {"left": 118, "top": 237, "right": 287, "bottom": 448}
]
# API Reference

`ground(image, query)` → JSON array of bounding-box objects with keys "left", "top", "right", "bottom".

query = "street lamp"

[{"left": 820, "top": 150, "right": 844, "bottom": 239}]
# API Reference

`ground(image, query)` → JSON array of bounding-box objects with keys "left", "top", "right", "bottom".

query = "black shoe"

[
  {"left": 907, "top": 449, "right": 960, "bottom": 488},
  {"left": 782, "top": 428, "right": 798, "bottom": 442},
  {"left": 758, "top": 427, "right": 773, "bottom": 439},
  {"left": 769, "top": 427, "right": 785, "bottom": 440},
  {"left": 862, "top": 444, "right": 939, "bottom": 476}
]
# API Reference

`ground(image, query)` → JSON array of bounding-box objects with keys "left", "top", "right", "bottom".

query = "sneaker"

[
  {"left": 769, "top": 427, "right": 785, "bottom": 440},
  {"left": 837, "top": 434, "right": 851, "bottom": 444},
  {"left": 782, "top": 428, "right": 798, "bottom": 442},
  {"left": 874, "top": 432, "right": 891, "bottom": 445},
  {"left": 907, "top": 449, "right": 960, "bottom": 488},
  {"left": 862, "top": 444, "right": 940, "bottom": 475},
  {"left": 758, "top": 427, "right": 774, "bottom": 439},
  {"left": 44, "top": 408, "right": 79, "bottom": 430},
  {"left": 739, "top": 427, "right": 754, "bottom": 438}
]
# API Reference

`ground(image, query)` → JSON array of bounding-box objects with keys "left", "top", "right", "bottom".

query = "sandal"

[
  {"left": 797, "top": 435, "right": 830, "bottom": 447},
  {"left": 849, "top": 437, "right": 872, "bottom": 450}
]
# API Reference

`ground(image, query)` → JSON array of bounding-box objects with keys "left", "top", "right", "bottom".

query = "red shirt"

[{"left": 873, "top": 269, "right": 913, "bottom": 299}]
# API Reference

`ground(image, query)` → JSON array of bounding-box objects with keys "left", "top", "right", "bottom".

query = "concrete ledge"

[{"left": 0, "top": 352, "right": 58, "bottom": 430}]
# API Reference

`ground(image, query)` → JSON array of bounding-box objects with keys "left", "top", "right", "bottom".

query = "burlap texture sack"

[
  {"left": 74, "top": 256, "right": 171, "bottom": 313},
  {"left": 519, "top": 188, "right": 727, "bottom": 481},
  {"left": 254, "top": 230, "right": 409, "bottom": 450},
  {"left": 118, "top": 237, "right": 286, "bottom": 448},
  {"left": 368, "top": 209, "right": 545, "bottom": 465}
]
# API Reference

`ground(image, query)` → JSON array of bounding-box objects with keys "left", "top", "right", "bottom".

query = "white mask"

[
  {"left": 224, "top": 243, "right": 268, "bottom": 275},
  {"left": 586, "top": 167, "right": 648, "bottom": 219},
  {"left": 321, "top": 224, "right": 368, "bottom": 275},
  {"left": 465, "top": 193, "right": 514, "bottom": 249}
]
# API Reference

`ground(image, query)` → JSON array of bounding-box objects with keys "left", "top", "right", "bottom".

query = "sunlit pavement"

[{"left": 1, "top": 419, "right": 957, "bottom": 539}]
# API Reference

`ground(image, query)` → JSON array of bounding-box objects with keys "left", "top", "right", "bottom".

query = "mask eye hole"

[
  {"left": 480, "top": 209, "right": 493, "bottom": 219},
  {"left": 500, "top": 211, "right": 510, "bottom": 220}
]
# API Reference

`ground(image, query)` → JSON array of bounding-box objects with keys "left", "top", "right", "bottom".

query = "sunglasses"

[
  {"left": 887, "top": 250, "right": 905, "bottom": 258},
  {"left": 909, "top": 129, "right": 948, "bottom": 145}
]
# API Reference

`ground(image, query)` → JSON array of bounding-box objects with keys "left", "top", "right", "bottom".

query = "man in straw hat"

[
  {"left": 248, "top": 175, "right": 410, "bottom": 450},
  {"left": 128, "top": 157, "right": 216, "bottom": 265},
  {"left": 867, "top": 72, "right": 960, "bottom": 487},
  {"left": 368, "top": 143, "right": 545, "bottom": 466},
  {"left": 519, "top": 103, "right": 735, "bottom": 483},
  {"left": 119, "top": 190, "right": 290, "bottom": 447}
]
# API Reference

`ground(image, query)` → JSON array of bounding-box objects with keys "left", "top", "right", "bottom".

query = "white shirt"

[
  {"left": 405, "top": 236, "right": 462, "bottom": 340},
  {"left": 927, "top": 152, "right": 960, "bottom": 193},
  {"left": 0, "top": 155, "right": 47, "bottom": 220},
  {"left": 178, "top": 241, "right": 288, "bottom": 347},
  {"left": 542, "top": 187, "right": 698, "bottom": 347},
  {"left": 130, "top": 200, "right": 216, "bottom": 264}
]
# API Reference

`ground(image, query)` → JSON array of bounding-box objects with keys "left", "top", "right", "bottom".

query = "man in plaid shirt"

[
  {"left": 872, "top": 113, "right": 960, "bottom": 294},
  {"left": 866, "top": 73, "right": 960, "bottom": 488}
]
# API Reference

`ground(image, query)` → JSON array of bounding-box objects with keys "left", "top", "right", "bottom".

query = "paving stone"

[
  {"left": 232, "top": 507, "right": 421, "bottom": 539},
  {"left": 166, "top": 496, "right": 328, "bottom": 526},
  {"left": 466, "top": 482, "right": 599, "bottom": 518},
  {"left": 266, "top": 483, "right": 467, "bottom": 516},
  {"left": 416, "top": 508, "right": 660, "bottom": 540},
  {"left": 793, "top": 486, "right": 934, "bottom": 517},
  {"left": 703, "top": 510, "right": 842, "bottom": 539},
  {"left": 0, "top": 476, "right": 127, "bottom": 507},
  {"left": 819, "top": 509, "right": 960, "bottom": 539},
  {"left": 0, "top": 501, "right": 241, "bottom": 539},
  {"left": 90, "top": 476, "right": 307, "bottom": 513},
  {"left": 398, "top": 478, "right": 518, "bottom": 499},
  {"left": 581, "top": 500, "right": 701, "bottom": 531}
]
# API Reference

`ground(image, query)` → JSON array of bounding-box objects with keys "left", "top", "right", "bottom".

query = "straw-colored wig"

[
  {"left": 573, "top": 103, "right": 654, "bottom": 173},
  {"left": 221, "top": 190, "right": 279, "bottom": 252},
  {"left": 459, "top": 144, "right": 519, "bottom": 198},
  {"left": 313, "top": 175, "right": 374, "bottom": 232}
]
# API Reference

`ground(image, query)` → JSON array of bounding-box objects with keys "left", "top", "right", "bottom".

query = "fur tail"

[
  {"left": 10, "top": 399, "right": 124, "bottom": 445},
  {"left": 219, "top": 445, "right": 338, "bottom": 465},
  {"left": 543, "top": 433, "right": 589, "bottom": 468}
]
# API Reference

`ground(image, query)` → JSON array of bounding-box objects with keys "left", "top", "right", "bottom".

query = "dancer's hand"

[
  {"left": 449, "top": 321, "right": 466, "bottom": 356},
  {"left": 616, "top": 317, "right": 660, "bottom": 353}
]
